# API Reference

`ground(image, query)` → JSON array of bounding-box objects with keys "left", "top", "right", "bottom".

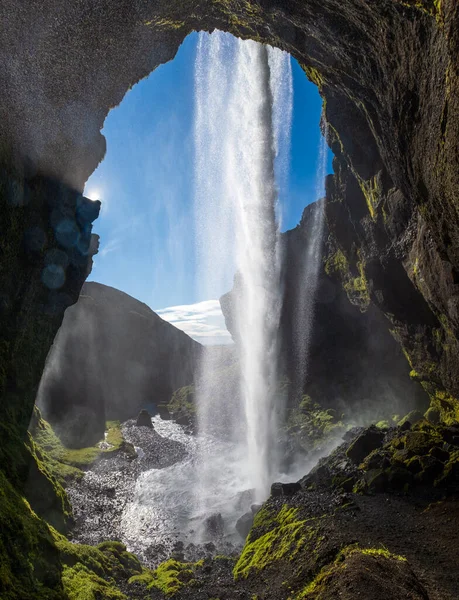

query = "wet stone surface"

[
  {"left": 67, "top": 419, "right": 188, "bottom": 552},
  {"left": 67, "top": 417, "right": 243, "bottom": 567}
]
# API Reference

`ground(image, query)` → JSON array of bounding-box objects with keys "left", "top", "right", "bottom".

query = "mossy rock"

[
  {"left": 129, "top": 559, "right": 202, "bottom": 596},
  {"left": 294, "top": 545, "right": 427, "bottom": 599},
  {"left": 398, "top": 410, "right": 424, "bottom": 428},
  {"left": 0, "top": 470, "right": 64, "bottom": 599},
  {"left": 424, "top": 406, "right": 441, "bottom": 424}
]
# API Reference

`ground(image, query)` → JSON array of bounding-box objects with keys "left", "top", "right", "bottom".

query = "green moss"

[
  {"left": 168, "top": 385, "right": 196, "bottom": 415},
  {"left": 54, "top": 530, "right": 142, "bottom": 600},
  {"left": 0, "top": 470, "right": 64, "bottom": 599},
  {"left": 61, "top": 564, "right": 126, "bottom": 600},
  {"left": 324, "top": 249, "right": 348, "bottom": 277},
  {"left": 398, "top": 0, "right": 443, "bottom": 23},
  {"left": 303, "top": 66, "right": 326, "bottom": 90},
  {"left": 420, "top": 384, "right": 459, "bottom": 425},
  {"left": 234, "top": 505, "right": 320, "bottom": 579},
  {"left": 358, "top": 176, "right": 380, "bottom": 220},
  {"left": 294, "top": 545, "right": 407, "bottom": 598},
  {"left": 23, "top": 434, "right": 72, "bottom": 532},
  {"left": 31, "top": 409, "right": 127, "bottom": 476},
  {"left": 129, "top": 559, "right": 202, "bottom": 596},
  {"left": 145, "top": 17, "right": 185, "bottom": 30},
  {"left": 343, "top": 253, "right": 371, "bottom": 311}
]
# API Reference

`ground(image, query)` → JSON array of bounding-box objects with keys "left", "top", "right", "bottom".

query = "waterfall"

[
  {"left": 194, "top": 31, "right": 292, "bottom": 503},
  {"left": 291, "top": 125, "right": 329, "bottom": 398}
]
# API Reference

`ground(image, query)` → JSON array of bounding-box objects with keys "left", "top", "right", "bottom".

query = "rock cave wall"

[{"left": 0, "top": 0, "right": 458, "bottom": 462}]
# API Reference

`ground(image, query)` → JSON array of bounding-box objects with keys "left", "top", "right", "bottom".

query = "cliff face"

[
  {"left": 37, "top": 282, "right": 201, "bottom": 447},
  {"left": 221, "top": 201, "right": 429, "bottom": 421},
  {"left": 0, "top": 0, "right": 458, "bottom": 463}
]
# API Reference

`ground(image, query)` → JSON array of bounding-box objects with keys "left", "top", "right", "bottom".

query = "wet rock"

[
  {"left": 235, "top": 512, "right": 253, "bottom": 539},
  {"left": 398, "top": 411, "right": 424, "bottom": 428},
  {"left": 204, "top": 513, "right": 224, "bottom": 539},
  {"left": 232, "top": 489, "right": 256, "bottom": 511},
  {"left": 346, "top": 427, "right": 385, "bottom": 465},
  {"left": 429, "top": 446, "right": 450, "bottom": 463},
  {"left": 424, "top": 407, "right": 441, "bottom": 425},
  {"left": 271, "top": 481, "right": 302, "bottom": 497},
  {"left": 136, "top": 409, "right": 153, "bottom": 428}
]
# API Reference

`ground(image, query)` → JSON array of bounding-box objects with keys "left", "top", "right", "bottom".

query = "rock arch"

[{"left": 0, "top": 0, "right": 458, "bottom": 443}]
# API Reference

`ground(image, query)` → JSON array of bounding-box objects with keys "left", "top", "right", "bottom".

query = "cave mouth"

[
  {"left": 35, "top": 29, "right": 334, "bottom": 560},
  {"left": 83, "top": 30, "right": 331, "bottom": 335}
]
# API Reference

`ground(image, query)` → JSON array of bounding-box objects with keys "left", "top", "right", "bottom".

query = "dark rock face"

[
  {"left": 136, "top": 409, "right": 153, "bottom": 428},
  {"left": 222, "top": 202, "right": 430, "bottom": 420},
  {"left": 204, "top": 513, "right": 224, "bottom": 539},
  {"left": 235, "top": 512, "right": 254, "bottom": 539},
  {"left": 37, "top": 282, "right": 200, "bottom": 447},
  {"left": 346, "top": 427, "right": 386, "bottom": 465},
  {"left": 270, "top": 481, "right": 302, "bottom": 497}
]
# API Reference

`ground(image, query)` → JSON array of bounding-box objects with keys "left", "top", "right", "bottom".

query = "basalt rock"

[
  {"left": 236, "top": 512, "right": 254, "bottom": 539},
  {"left": 136, "top": 409, "right": 153, "bottom": 428}
]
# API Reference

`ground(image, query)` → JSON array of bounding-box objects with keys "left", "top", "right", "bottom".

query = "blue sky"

[{"left": 84, "top": 32, "right": 332, "bottom": 344}]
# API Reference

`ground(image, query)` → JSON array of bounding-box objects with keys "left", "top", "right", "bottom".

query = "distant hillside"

[{"left": 37, "top": 282, "right": 201, "bottom": 447}]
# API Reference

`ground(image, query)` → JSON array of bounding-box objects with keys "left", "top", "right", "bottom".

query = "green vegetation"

[
  {"left": 234, "top": 505, "right": 320, "bottom": 579},
  {"left": 55, "top": 535, "right": 142, "bottom": 600},
  {"left": 303, "top": 66, "right": 326, "bottom": 90},
  {"left": 168, "top": 385, "right": 196, "bottom": 416},
  {"left": 30, "top": 408, "right": 129, "bottom": 483},
  {"left": 0, "top": 469, "right": 64, "bottom": 599},
  {"left": 286, "top": 395, "right": 345, "bottom": 451},
  {"left": 343, "top": 253, "right": 371, "bottom": 311},
  {"left": 294, "top": 545, "right": 407, "bottom": 598},
  {"left": 324, "top": 249, "right": 348, "bottom": 277},
  {"left": 358, "top": 175, "right": 380, "bottom": 220},
  {"left": 129, "top": 559, "right": 203, "bottom": 595}
]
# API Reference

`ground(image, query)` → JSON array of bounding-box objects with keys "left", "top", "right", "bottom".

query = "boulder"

[
  {"left": 136, "top": 409, "right": 153, "bottom": 428},
  {"left": 271, "top": 481, "right": 301, "bottom": 497},
  {"left": 236, "top": 512, "right": 254, "bottom": 539},
  {"left": 398, "top": 411, "right": 424, "bottom": 428},
  {"left": 346, "top": 427, "right": 386, "bottom": 465},
  {"left": 203, "top": 513, "right": 224, "bottom": 539}
]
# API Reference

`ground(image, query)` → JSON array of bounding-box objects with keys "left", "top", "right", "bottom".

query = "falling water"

[
  {"left": 194, "top": 31, "right": 292, "bottom": 502},
  {"left": 291, "top": 124, "right": 329, "bottom": 398}
]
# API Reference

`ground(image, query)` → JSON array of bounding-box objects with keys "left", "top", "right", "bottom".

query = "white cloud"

[
  {"left": 156, "top": 299, "right": 233, "bottom": 346},
  {"left": 99, "top": 238, "right": 122, "bottom": 257}
]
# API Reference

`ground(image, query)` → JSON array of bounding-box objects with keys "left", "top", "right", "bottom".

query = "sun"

[{"left": 85, "top": 188, "right": 101, "bottom": 201}]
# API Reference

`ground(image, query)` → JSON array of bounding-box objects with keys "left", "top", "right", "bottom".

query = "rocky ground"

[
  {"left": 99, "top": 417, "right": 459, "bottom": 600},
  {"left": 67, "top": 419, "right": 188, "bottom": 550},
  {"left": 62, "top": 414, "right": 459, "bottom": 599}
]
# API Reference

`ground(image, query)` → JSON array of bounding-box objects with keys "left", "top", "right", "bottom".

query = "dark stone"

[
  {"left": 430, "top": 446, "right": 450, "bottom": 463},
  {"left": 400, "top": 421, "right": 412, "bottom": 432},
  {"left": 203, "top": 514, "right": 224, "bottom": 539},
  {"left": 270, "top": 482, "right": 301, "bottom": 497},
  {"left": 136, "top": 409, "right": 153, "bottom": 428},
  {"left": 387, "top": 467, "right": 414, "bottom": 491},
  {"left": 235, "top": 512, "right": 253, "bottom": 539},
  {"left": 346, "top": 427, "right": 386, "bottom": 465}
]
